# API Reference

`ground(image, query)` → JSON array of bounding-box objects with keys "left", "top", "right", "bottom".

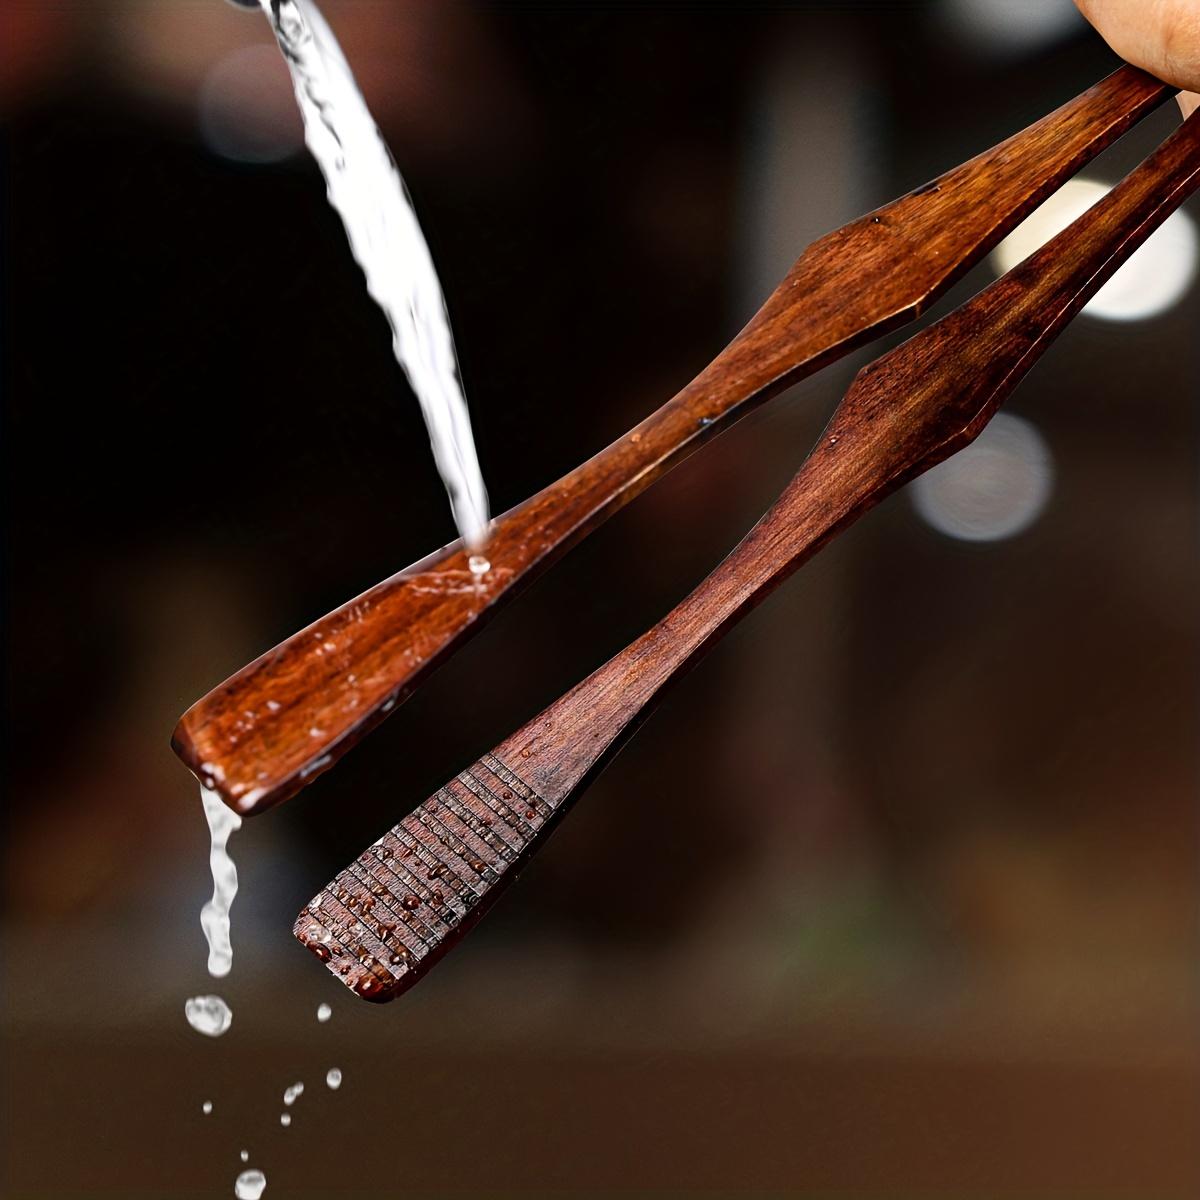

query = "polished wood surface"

[
  {"left": 295, "top": 110, "right": 1200, "bottom": 1002},
  {"left": 173, "top": 66, "right": 1170, "bottom": 816}
]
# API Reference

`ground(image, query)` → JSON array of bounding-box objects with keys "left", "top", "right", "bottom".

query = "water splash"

[
  {"left": 316, "top": 1002, "right": 332, "bottom": 1023},
  {"left": 200, "top": 786, "right": 242, "bottom": 977},
  {"left": 235, "top": 1169, "right": 267, "bottom": 1199},
  {"left": 258, "top": 0, "right": 490, "bottom": 549},
  {"left": 185, "top": 995, "right": 233, "bottom": 1038},
  {"left": 325, "top": 1068, "right": 342, "bottom": 1090}
]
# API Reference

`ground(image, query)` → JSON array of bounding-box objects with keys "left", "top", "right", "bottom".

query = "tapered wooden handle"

[
  {"left": 180, "top": 65, "right": 1170, "bottom": 817},
  {"left": 505, "top": 107, "right": 1200, "bottom": 805},
  {"left": 296, "top": 112, "right": 1200, "bottom": 1003}
]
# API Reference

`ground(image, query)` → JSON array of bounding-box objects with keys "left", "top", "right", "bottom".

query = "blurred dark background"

[{"left": 3, "top": 1, "right": 1197, "bottom": 1196}]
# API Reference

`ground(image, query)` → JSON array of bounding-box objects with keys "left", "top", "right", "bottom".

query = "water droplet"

[
  {"left": 525, "top": 809, "right": 536, "bottom": 819},
  {"left": 468, "top": 859, "right": 487, "bottom": 874},
  {"left": 185, "top": 995, "right": 233, "bottom": 1038},
  {"left": 468, "top": 555, "right": 490, "bottom": 577},
  {"left": 326, "top": 1068, "right": 343, "bottom": 1090},
  {"left": 402, "top": 894, "right": 421, "bottom": 910},
  {"left": 235, "top": 1169, "right": 267, "bottom": 1200},
  {"left": 280, "top": 1113, "right": 291, "bottom": 1127},
  {"left": 283, "top": 1083, "right": 304, "bottom": 1106},
  {"left": 379, "top": 845, "right": 394, "bottom": 860},
  {"left": 426, "top": 863, "right": 447, "bottom": 879},
  {"left": 240, "top": 1150, "right": 249, "bottom": 1163},
  {"left": 311, "top": 944, "right": 332, "bottom": 962},
  {"left": 519, "top": 748, "right": 531, "bottom": 758},
  {"left": 501, "top": 790, "right": 512, "bottom": 800},
  {"left": 317, "top": 1003, "right": 332, "bottom": 1023},
  {"left": 202, "top": 1100, "right": 213, "bottom": 1115}
]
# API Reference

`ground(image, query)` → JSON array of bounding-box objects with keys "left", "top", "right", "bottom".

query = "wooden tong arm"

[
  {"left": 296, "top": 112, "right": 1200, "bottom": 1002},
  {"left": 176, "top": 66, "right": 1170, "bottom": 817}
]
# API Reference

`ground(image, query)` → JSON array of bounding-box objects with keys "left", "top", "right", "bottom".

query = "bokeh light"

[
  {"left": 992, "top": 177, "right": 1199, "bottom": 321},
  {"left": 197, "top": 43, "right": 303, "bottom": 163},
  {"left": 938, "top": 0, "right": 1085, "bottom": 57},
  {"left": 911, "top": 412, "right": 1054, "bottom": 542}
]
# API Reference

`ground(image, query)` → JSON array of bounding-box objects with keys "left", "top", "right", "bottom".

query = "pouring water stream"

[
  {"left": 188, "top": 1, "right": 473, "bottom": 1191},
  {"left": 262, "top": 0, "right": 490, "bottom": 549}
]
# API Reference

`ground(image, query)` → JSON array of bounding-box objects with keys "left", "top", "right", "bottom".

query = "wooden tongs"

[{"left": 174, "top": 65, "right": 1199, "bottom": 1000}]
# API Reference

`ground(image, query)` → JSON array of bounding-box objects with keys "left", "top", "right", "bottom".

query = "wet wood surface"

[
  {"left": 173, "top": 65, "right": 1169, "bottom": 816},
  {"left": 295, "top": 110, "right": 1200, "bottom": 1001}
]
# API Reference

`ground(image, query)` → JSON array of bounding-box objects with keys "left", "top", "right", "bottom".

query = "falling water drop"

[
  {"left": 280, "top": 1113, "right": 291, "bottom": 1127},
  {"left": 240, "top": 1151, "right": 250, "bottom": 1163},
  {"left": 234, "top": 1168, "right": 267, "bottom": 1199},
  {"left": 199, "top": 786, "right": 242, "bottom": 978},
  {"left": 202, "top": 1101, "right": 213, "bottom": 1115},
  {"left": 283, "top": 1083, "right": 304, "bottom": 1106},
  {"left": 185, "top": 995, "right": 233, "bottom": 1038},
  {"left": 317, "top": 1002, "right": 332, "bottom": 1023},
  {"left": 325, "top": 1068, "right": 342, "bottom": 1090}
]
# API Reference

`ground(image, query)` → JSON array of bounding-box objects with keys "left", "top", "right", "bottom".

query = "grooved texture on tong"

[{"left": 293, "top": 756, "right": 552, "bottom": 1000}]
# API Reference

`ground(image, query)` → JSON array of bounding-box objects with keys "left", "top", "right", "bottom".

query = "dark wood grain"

[
  {"left": 295, "top": 110, "right": 1200, "bottom": 1002},
  {"left": 175, "top": 66, "right": 1170, "bottom": 816}
]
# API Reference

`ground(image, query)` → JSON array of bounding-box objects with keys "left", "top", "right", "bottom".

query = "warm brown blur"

[{"left": 4, "top": 3, "right": 1197, "bottom": 1197}]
